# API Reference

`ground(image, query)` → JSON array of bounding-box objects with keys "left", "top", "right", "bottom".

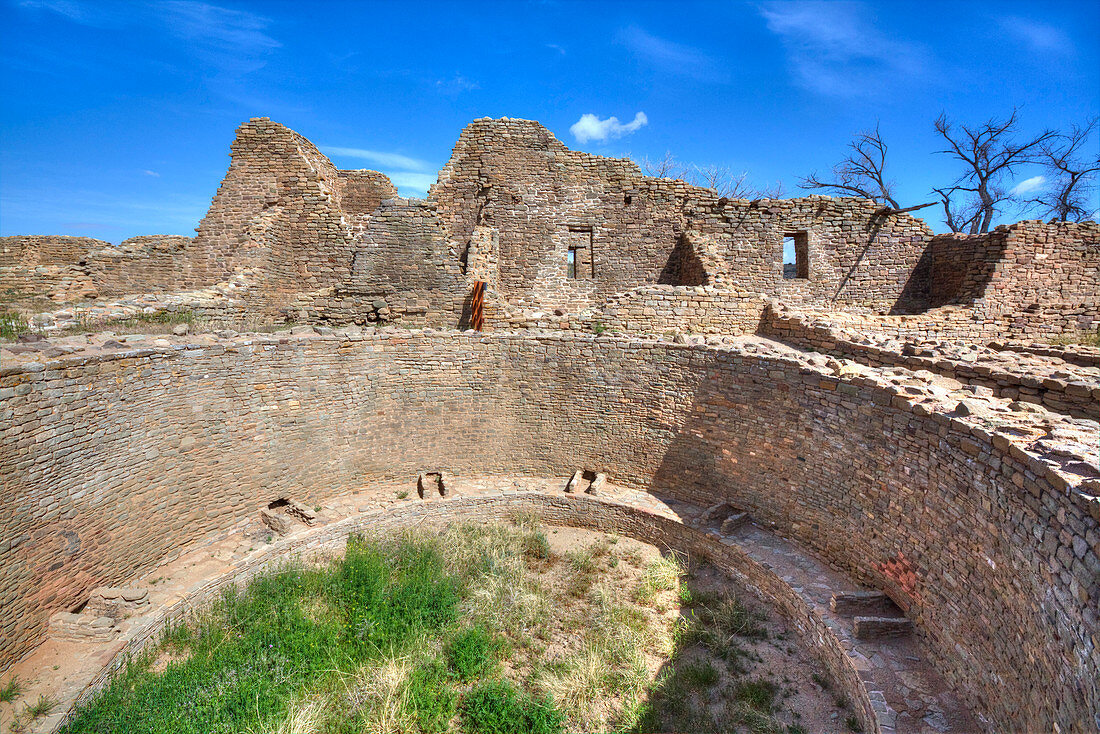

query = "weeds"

[
  {"left": 445, "top": 625, "right": 500, "bottom": 681},
  {"left": 0, "top": 310, "right": 28, "bottom": 340},
  {"left": 26, "top": 695, "right": 57, "bottom": 719},
  {"left": 0, "top": 675, "right": 23, "bottom": 703},
  {"left": 460, "top": 680, "right": 563, "bottom": 734}
]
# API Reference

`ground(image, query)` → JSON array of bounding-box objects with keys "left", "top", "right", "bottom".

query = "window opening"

[
  {"left": 782, "top": 232, "right": 809, "bottom": 280},
  {"left": 567, "top": 227, "right": 594, "bottom": 279}
]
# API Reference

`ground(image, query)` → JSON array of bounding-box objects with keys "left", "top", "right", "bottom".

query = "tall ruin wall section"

[
  {"left": 430, "top": 118, "right": 934, "bottom": 315},
  {"left": 1, "top": 332, "right": 1095, "bottom": 731}
]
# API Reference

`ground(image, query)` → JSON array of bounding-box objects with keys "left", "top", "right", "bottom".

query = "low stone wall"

[
  {"left": 85, "top": 236, "right": 192, "bottom": 296},
  {"left": 1, "top": 332, "right": 1096, "bottom": 731},
  {"left": 0, "top": 237, "right": 108, "bottom": 268},
  {"left": 760, "top": 305, "right": 1100, "bottom": 420}
]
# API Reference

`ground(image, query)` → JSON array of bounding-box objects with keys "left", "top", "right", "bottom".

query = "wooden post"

[{"left": 471, "top": 280, "right": 486, "bottom": 331}]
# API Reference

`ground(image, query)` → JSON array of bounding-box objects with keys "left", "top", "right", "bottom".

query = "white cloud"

[
  {"left": 1011, "top": 175, "right": 1045, "bottom": 196},
  {"left": 570, "top": 112, "right": 648, "bottom": 144},
  {"left": 321, "top": 147, "right": 432, "bottom": 172},
  {"left": 546, "top": 43, "right": 566, "bottom": 55},
  {"left": 1000, "top": 17, "right": 1072, "bottom": 55},
  {"left": 760, "top": 1, "right": 927, "bottom": 97},
  {"left": 142, "top": 170, "right": 161, "bottom": 177}
]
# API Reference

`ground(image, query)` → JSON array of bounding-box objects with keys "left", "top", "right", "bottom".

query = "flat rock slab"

[
  {"left": 830, "top": 590, "right": 897, "bottom": 616},
  {"left": 854, "top": 615, "right": 913, "bottom": 640}
]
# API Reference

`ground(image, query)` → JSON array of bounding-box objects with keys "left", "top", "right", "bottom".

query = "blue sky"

[{"left": 1, "top": 0, "right": 1097, "bottom": 242}]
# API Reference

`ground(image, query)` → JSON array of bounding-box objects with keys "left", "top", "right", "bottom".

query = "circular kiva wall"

[{"left": 1, "top": 332, "right": 1096, "bottom": 731}]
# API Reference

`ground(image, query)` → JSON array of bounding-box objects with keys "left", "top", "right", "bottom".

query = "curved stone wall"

[{"left": 1, "top": 332, "right": 1096, "bottom": 731}]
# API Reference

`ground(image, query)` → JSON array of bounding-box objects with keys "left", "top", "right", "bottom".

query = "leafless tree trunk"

[
  {"left": 800, "top": 122, "right": 901, "bottom": 208},
  {"left": 934, "top": 109, "right": 1055, "bottom": 233},
  {"left": 1026, "top": 118, "right": 1100, "bottom": 222},
  {"left": 932, "top": 186, "right": 982, "bottom": 234}
]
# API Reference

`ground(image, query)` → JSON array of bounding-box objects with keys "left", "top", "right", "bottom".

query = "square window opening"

[{"left": 783, "top": 232, "right": 809, "bottom": 280}]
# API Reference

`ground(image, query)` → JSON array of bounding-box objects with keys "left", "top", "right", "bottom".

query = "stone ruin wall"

[
  {"left": 931, "top": 220, "right": 1100, "bottom": 336},
  {"left": 4, "top": 118, "right": 1098, "bottom": 343},
  {"left": 1, "top": 332, "right": 1096, "bottom": 731},
  {"left": 0, "top": 236, "right": 106, "bottom": 305},
  {"left": 429, "top": 118, "right": 935, "bottom": 316},
  {"left": 84, "top": 236, "right": 193, "bottom": 297}
]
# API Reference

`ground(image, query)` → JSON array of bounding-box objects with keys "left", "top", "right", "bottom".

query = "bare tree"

[
  {"left": 639, "top": 151, "right": 689, "bottom": 180},
  {"left": 932, "top": 185, "right": 983, "bottom": 234},
  {"left": 757, "top": 180, "right": 786, "bottom": 199},
  {"left": 635, "top": 151, "right": 786, "bottom": 199},
  {"left": 693, "top": 164, "right": 756, "bottom": 199},
  {"left": 934, "top": 109, "right": 1056, "bottom": 233},
  {"left": 800, "top": 123, "right": 900, "bottom": 208},
  {"left": 1026, "top": 118, "right": 1100, "bottom": 222}
]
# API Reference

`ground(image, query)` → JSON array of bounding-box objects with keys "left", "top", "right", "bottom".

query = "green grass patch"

[
  {"left": 680, "top": 660, "right": 720, "bottom": 687},
  {"left": 735, "top": 678, "right": 778, "bottom": 713},
  {"left": 445, "top": 625, "right": 500, "bottom": 681},
  {"left": 61, "top": 533, "right": 461, "bottom": 734},
  {"left": 460, "top": 680, "right": 563, "bottom": 734}
]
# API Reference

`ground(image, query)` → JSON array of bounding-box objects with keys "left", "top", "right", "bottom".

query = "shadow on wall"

[
  {"left": 928, "top": 232, "right": 1011, "bottom": 308},
  {"left": 658, "top": 234, "right": 709, "bottom": 287},
  {"left": 639, "top": 358, "right": 1092, "bottom": 732},
  {"left": 831, "top": 214, "right": 885, "bottom": 306},
  {"left": 890, "top": 244, "right": 934, "bottom": 315}
]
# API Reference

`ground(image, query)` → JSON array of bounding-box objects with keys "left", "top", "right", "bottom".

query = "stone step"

[
  {"left": 720, "top": 512, "right": 748, "bottom": 534},
  {"left": 853, "top": 615, "right": 913, "bottom": 640},
  {"left": 830, "top": 590, "right": 897, "bottom": 616}
]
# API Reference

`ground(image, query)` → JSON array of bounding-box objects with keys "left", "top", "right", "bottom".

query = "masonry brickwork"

[
  {"left": 2, "top": 117, "right": 1099, "bottom": 734},
  {"left": 1, "top": 331, "right": 1097, "bottom": 731}
]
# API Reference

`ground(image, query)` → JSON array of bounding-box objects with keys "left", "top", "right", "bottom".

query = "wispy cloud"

[
  {"left": 388, "top": 172, "right": 438, "bottom": 195},
  {"left": 321, "top": 147, "right": 432, "bottom": 172},
  {"left": 321, "top": 148, "right": 438, "bottom": 198},
  {"left": 161, "top": 1, "right": 280, "bottom": 72},
  {"left": 19, "top": 0, "right": 112, "bottom": 25},
  {"left": 18, "top": 1, "right": 280, "bottom": 78},
  {"left": 1011, "top": 175, "right": 1045, "bottom": 196},
  {"left": 546, "top": 43, "right": 566, "bottom": 55},
  {"left": 999, "top": 17, "right": 1073, "bottom": 55},
  {"left": 569, "top": 112, "right": 648, "bottom": 144},
  {"left": 615, "top": 26, "right": 727, "bottom": 82},
  {"left": 435, "top": 74, "right": 480, "bottom": 95},
  {"left": 142, "top": 170, "right": 161, "bottom": 177},
  {"left": 760, "top": 1, "right": 928, "bottom": 97}
]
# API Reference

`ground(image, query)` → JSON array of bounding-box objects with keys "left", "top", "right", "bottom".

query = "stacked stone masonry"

[
  {"left": 3, "top": 116, "right": 1100, "bottom": 734},
  {"left": 1, "top": 331, "right": 1097, "bottom": 732}
]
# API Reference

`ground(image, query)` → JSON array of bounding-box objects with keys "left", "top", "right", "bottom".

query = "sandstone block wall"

[
  {"left": 85, "top": 236, "right": 193, "bottom": 297},
  {"left": 337, "top": 169, "right": 398, "bottom": 215},
  {"left": 430, "top": 118, "right": 934, "bottom": 315},
  {"left": 1, "top": 332, "right": 1096, "bottom": 730},
  {"left": 0, "top": 237, "right": 105, "bottom": 306},
  {"left": 760, "top": 305, "right": 1100, "bottom": 420},
  {"left": 0, "top": 237, "right": 107, "bottom": 268},
  {"left": 930, "top": 220, "right": 1099, "bottom": 336}
]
